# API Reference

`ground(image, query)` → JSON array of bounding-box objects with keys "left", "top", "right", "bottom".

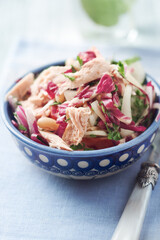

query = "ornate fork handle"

[
  {"left": 137, "top": 162, "right": 160, "bottom": 189},
  {"left": 111, "top": 161, "right": 160, "bottom": 240}
]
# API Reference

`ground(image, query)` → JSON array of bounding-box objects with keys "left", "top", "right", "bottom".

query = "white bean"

[{"left": 37, "top": 117, "right": 59, "bottom": 131}]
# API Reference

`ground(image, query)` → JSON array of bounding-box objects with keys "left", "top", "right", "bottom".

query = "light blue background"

[{"left": 0, "top": 41, "right": 160, "bottom": 240}]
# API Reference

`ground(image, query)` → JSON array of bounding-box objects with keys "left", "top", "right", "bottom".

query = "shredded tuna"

[
  {"left": 62, "top": 107, "right": 91, "bottom": 145},
  {"left": 53, "top": 58, "right": 110, "bottom": 94},
  {"left": 6, "top": 73, "right": 34, "bottom": 100},
  {"left": 31, "top": 66, "right": 71, "bottom": 96},
  {"left": 40, "top": 130, "right": 72, "bottom": 151}
]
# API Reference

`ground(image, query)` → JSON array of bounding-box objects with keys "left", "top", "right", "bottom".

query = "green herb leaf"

[
  {"left": 118, "top": 61, "right": 125, "bottom": 78},
  {"left": 89, "top": 134, "right": 97, "bottom": 138},
  {"left": 16, "top": 101, "right": 22, "bottom": 106},
  {"left": 106, "top": 123, "right": 121, "bottom": 141},
  {"left": 136, "top": 89, "right": 141, "bottom": 96},
  {"left": 18, "top": 124, "right": 27, "bottom": 131},
  {"left": 71, "top": 65, "right": 76, "bottom": 73},
  {"left": 77, "top": 56, "right": 83, "bottom": 66},
  {"left": 111, "top": 60, "right": 118, "bottom": 64},
  {"left": 70, "top": 143, "right": 94, "bottom": 151},
  {"left": 131, "top": 91, "right": 148, "bottom": 123},
  {"left": 99, "top": 101, "right": 106, "bottom": 113},
  {"left": 105, "top": 122, "right": 110, "bottom": 132},
  {"left": 36, "top": 135, "right": 48, "bottom": 145},
  {"left": 111, "top": 84, "right": 118, "bottom": 94},
  {"left": 115, "top": 84, "right": 118, "bottom": 92},
  {"left": 101, "top": 105, "right": 106, "bottom": 113},
  {"left": 124, "top": 56, "right": 141, "bottom": 65},
  {"left": 63, "top": 74, "right": 75, "bottom": 81},
  {"left": 37, "top": 135, "right": 44, "bottom": 141},
  {"left": 135, "top": 89, "right": 145, "bottom": 97},
  {"left": 106, "top": 109, "right": 111, "bottom": 117},
  {"left": 108, "top": 131, "right": 121, "bottom": 141},
  {"left": 88, "top": 79, "right": 99, "bottom": 87},
  {"left": 118, "top": 97, "right": 123, "bottom": 111},
  {"left": 50, "top": 101, "right": 62, "bottom": 106},
  {"left": 65, "top": 118, "right": 71, "bottom": 122},
  {"left": 70, "top": 143, "right": 85, "bottom": 150},
  {"left": 13, "top": 112, "right": 17, "bottom": 118}
]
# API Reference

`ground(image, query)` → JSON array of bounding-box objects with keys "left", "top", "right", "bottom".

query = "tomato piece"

[{"left": 82, "top": 137, "right": 115, "bottom": 150}]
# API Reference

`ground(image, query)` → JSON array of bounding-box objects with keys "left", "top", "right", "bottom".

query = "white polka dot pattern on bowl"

[
  {"left": 119, "top": 153, "right": 129, "bottom": 162},
  {"left": 137, "top": 144, "right": 145, "bottom": 154},
  {"left": 99, "top": 159, "right": 110, "bottom": 167},
  {"left": 128, "top": 157, "right": 134, "bottom": 162},
  {"left": 24, "top": 147, "right": 32, "bottom": 156},
  {"left": 57, "top": 159, "right": 68, "bottom": 167},
  {"left": 39, "top": 154, "right": 49, "bottom": 163},
  {"left": 144, "top": 146, "right": 149, "bottom": 152},
  {"left": 150, "top": 133, "right": 156, "bottom": 143},
  {"left": 77, "top": 161, "right": 89, "bottom": 168}
]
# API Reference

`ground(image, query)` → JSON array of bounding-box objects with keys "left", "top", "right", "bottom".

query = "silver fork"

[{"left": 111, "top": 131, "right": 160, "bottom": 240}]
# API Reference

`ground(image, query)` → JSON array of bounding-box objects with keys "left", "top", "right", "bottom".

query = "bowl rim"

[{"left": 1, "top": 61, "right": 160, "bottom": 157}]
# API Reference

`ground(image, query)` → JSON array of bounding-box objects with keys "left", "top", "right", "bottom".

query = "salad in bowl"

[
  {"left": 3, "top": 47, "right": 160, "bottom": 179},
  {"left": 6, "top": 47, "right": 159, "bottom": 151}
]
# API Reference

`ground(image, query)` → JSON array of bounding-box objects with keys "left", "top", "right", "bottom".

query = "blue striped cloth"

[{"left": 0, "top": 39, "right": 160, "bottom": 240}]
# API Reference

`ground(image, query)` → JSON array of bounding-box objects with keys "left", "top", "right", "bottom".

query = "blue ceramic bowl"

[{"left": 2, "top": 61, "right": 160, "bottom": 179}]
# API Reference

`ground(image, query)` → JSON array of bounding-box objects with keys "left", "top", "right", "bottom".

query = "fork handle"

[{"left": 111, "top": 183, "right": 152, "bottom": 240}]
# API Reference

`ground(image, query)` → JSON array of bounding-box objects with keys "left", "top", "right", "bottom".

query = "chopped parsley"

[
  {"left": 101, "top": 105, "right": 106, "bottom": 113},
  {"left": 135, "top": 89, "right": 141, "bottom": 96},
  {"left": 50, "top": 101, "right": 62, "bottom": 105},
  {"left": 105, "top": 123, "right": 121, "bottom": 141},
  {"left": 135, "top": 89, "right": 145, "bottom": 97},
  {"left": 63, "top": 74, "right": 75, "bottom": 81},
  {"left": 124, "top": 56, "right": 141, "bottom": 65},
  {"left": 131, "top": 93, "right": 148, "bottom": 122},
  {"left": 112, "top": 84, "right": 118, "bottom": 94},
  {"left": 118, "top": 97, "right": 123, "bottom": 111},
  {"left": 106, "top": 109, "right": 111, "bottom": 117},
  {"left": 89, "top": 134, "right": 97, "bottom": 138},
  {"left": 88, "top": 79, "right": 99, "bottom": 87},
  {"left": 70, "top": 143, "right": 93, "bottom": 151},
  {"left": 118, "top": 61, "right": 125, "bottom": 78},
  {"left": 112, "top": 57, "right": 141, "bottom": 66},
  {"left": 108, "top": 131, "right": 121, "bottom": 141},
  {"left": 71, "top": 65, "right": 76, "bottom": 73},
  {"left": 111, "top": 60, "right": 118, "bottom": 64},
  {"left": 70, "top": 143, "right": 85, "bottom": 150},
  {"left": 16, "top": 101, "right": 22, "bottom": 106},
  {"left": 99, "top": 101, "right": 106, "bottom": 114},
  {"left": 77, "top": 56, "right": 83, "bottom": 66},
  {"left": 37, "top": 135, "right": 44, "bottom": 141},
  {"left": 65, "top": 118, "right": 70, "bottom": 122},
  {"left": 18, "top": 124, "right": 27, "bottom": 131},
  {"left": 115, "top": 84, "right": 118, "bottom": 92}
]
